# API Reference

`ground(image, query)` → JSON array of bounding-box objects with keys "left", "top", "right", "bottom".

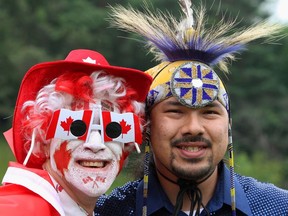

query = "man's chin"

[{"left": 81, "top": 183, "right": 115, "bottom": 197}]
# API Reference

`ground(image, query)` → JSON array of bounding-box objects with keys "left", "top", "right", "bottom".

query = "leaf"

[
  {"left": 60, "top": 116, "right": 74, "bottom": 135},
  {"left": 53, "top": 141, "right": 72, "bottom": 175},
  {"left": 119, "top": 119, "right": 131, "bottom": 135}
]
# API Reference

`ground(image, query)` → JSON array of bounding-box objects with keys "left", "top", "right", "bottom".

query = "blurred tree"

[
  {"left": 235, "top": 152, "right": 287, "bottom": 188},
  {"left": 229, "top": 27, "right": 288, "bottom": 157},
  {"left": 0, "top": 0, "right": 288, "bottom": 186}
]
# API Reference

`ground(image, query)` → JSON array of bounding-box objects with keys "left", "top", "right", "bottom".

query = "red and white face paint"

[
  {"left": 46, "top": 104, "right": 142, "bottom": 197},
  {"left": 49, "top": 130, "right": 121, "bottom": 197}
]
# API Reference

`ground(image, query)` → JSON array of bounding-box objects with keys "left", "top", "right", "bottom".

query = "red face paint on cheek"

[{"left": 53, "top": 141, "right": 72, "bottom": 175}]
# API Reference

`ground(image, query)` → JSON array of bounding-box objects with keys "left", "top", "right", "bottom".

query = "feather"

[
  {"left": 109, "top": 2, "right": 284, "bottom": 74},
  {"left": 177, "top": 0, "right": 195, "bottom": 43},
  {"left": 178, "top": 0, "right": 194, "bottom": 28}
]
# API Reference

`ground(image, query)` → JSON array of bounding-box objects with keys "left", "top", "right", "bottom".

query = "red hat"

[{"left": 10, "top": 49, "right": 152, "bottom": 167}]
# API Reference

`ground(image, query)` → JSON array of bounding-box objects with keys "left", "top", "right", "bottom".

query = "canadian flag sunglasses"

[{"left": 46, "top": 108, "right": 142, "bottom": 145}]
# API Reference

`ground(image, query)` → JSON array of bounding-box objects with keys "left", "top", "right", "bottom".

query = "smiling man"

[
  {"left": 0, "top": 49, "right": 152, "bottom": 216},
  {"left": 94, "top": 1, "right": 288, "bottom": 216}
]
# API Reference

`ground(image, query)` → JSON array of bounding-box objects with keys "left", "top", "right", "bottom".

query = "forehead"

[{"left": 72, "top": 100, "right": 116, "bottom": 112}]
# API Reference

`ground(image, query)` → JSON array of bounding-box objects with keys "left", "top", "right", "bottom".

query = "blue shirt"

[
  {"left": 95, "top": 163, "right": 288, "bottom": 215},
  {"left": 135, "top": 164, "right": 251, "bottom": 215}
]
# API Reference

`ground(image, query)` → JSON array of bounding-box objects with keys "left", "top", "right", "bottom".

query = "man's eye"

[
  {"left": 165, "top": 109, "right": 182, "bottom": 113},
  {"left": 204, "top": 110, "right": 218, "bottom": 115}
]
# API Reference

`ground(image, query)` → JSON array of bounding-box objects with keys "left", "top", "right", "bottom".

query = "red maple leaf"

[
  {"left": 53, "top": 141, "right": 72, "bottom": 175},
  {"left": 119, "top": 119, "right": 131, "bottom": 137},
  {"left": 60, "top": 116, "right": 74, "bottom": 135}
]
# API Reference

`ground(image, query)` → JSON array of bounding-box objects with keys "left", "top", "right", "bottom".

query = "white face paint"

[{"left": 49, "top": 129, "right": 123, "bottom": 197}]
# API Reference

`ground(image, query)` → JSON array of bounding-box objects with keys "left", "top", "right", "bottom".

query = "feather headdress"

[
  {"left": 109, "top": 1, "right": 283, "bottom": 215},
  {"left": 109, "top": 1, "right": 282, "bottom": 73}
]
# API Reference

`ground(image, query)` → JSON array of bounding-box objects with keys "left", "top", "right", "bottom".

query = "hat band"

[{"left": 146, "top": 61, "right": 229, "bottom": 111}]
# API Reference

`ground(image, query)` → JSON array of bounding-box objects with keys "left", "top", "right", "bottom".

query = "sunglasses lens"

[
  {"left": 70, "top": 120, "right": 87, "bottom": 137},
  {"left": 106, "top": 122, "right": 122, "bottom": 139}
]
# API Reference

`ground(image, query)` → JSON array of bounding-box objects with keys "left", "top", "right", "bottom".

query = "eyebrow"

[{"left": 205, "top": 102, "right": 222, "bottom": 108}]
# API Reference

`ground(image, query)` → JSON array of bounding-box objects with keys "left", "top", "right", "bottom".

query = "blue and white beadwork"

[{"left": 171, "top": 62, "right": 220, "bottom": 108}]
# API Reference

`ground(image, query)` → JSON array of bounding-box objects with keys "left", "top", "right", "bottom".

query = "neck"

[
  {"left": 156, "top": 166, "right": 218, "bottom": 211},
  {"left": 43, "top": 160, "right": 97, "bottom": 215}
]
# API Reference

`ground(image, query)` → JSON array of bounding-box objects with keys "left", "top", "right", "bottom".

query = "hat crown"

[{"left": 65, "top": 49, "right": 109, "bottom": 66}]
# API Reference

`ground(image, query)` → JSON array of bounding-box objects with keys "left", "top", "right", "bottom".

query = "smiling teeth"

[
  {"left": 80, "top": 161, "right": 104, "bottom": 168},
  {"left": 182, "top": 147, "right": 201, "bottom": 152}
]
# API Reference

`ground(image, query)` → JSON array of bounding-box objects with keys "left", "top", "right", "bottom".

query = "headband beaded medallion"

[{"left": 171, "top": 61, "right": 219, "bottom": 108}]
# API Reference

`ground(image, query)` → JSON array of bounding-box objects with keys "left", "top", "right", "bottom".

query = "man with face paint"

[
  {"left": 94, "top": 1, "right": 288, "bottom": 216},
  {"left": 0, "top": 49, "right": 152, "bottom": 216}
]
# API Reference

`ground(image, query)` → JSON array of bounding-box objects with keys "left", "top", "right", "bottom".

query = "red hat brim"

[{"left": 12, "top": 50, "right": 152, "bottom": 167}]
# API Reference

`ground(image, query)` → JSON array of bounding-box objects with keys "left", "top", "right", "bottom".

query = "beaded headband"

[{"left": 146, "top": 60, "right": 229, "bottom": 111}]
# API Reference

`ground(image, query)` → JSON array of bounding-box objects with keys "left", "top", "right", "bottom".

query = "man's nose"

[
  {"left": 83, "top": 130, "right": 106, "bottom": 152},
  {"left": 179, "top": 112, "right": 205, "bottom": 136}
]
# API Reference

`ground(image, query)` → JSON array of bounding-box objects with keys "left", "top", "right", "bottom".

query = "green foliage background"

[{"left": 0, "top": 0, "right": 288, "bottom": 189}]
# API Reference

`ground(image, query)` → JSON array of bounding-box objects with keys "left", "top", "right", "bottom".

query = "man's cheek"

[
  {"left": 53, "top": 141, "right": 72, "bottom": 175},
  {"left": 106, "top": 142, "right": 124, "bottom": 159}
]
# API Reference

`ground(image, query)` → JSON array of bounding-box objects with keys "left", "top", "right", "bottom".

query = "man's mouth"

[
  {"left": 78, "top": 160, "right": 107, "bottom": 168},
  {"left": 179, "top": 146, "right": 204, "bottom": 152}
]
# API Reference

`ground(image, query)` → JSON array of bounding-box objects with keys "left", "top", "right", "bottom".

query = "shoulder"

[
  {"left": 235, "top": 174, "right": 288, "bottom": 215},
  {"left": 236, "top": 174, "right": 288, "bottom": 197},
  {"left": 95, "top": 179, "right": 141, "bottom": 216},
  {"left": 0, "top": 184, "right": 59, "bottom": 216}
]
